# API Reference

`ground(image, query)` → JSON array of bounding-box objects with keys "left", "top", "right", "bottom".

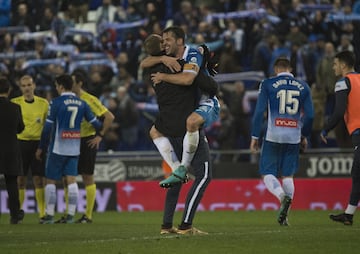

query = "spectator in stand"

[
  {"left": 95, "top": 0, "right": 117, "bottom": 26},
  {"left": 310, "top": 10, "right": 329, "bottom": 38},
  {"left": 268, "top": 36, "right": 291, "bottom": 76},
  {"left": 116, "top": 86, "right": 139, "bottom": 150},
  {"left": 172, "top": 1, "right": 195, "bottom": 28},
  {"left": 252, "top": 33, "right": 276, "bottom": 77},
  {"left": 67, "top": 0, "right": 89, "bottom": 23},
  {"left": 0, "top": 0, "right": 11, "bottom": 27},
  {"left": 311, "top": 42, "right": 336, "bottom": 148},
  {"left": 222, "top": 20, "right": 245, "bottom": 65},
  {"left": 227, "top": 81, "right": 251, "bottom": 152},
  {"left": 218, "top": 42, "right": 242, "bottom": 73},
  {"left": 110, "top": 66, "right": 134, "bottom": 91},
  {"left": 215, "top": 104, "right": 236, "bottom": 161},
  {"left": 215, "top": 0, "right": 238, "bottom": 12},
  {"left": 302, "top": 34, "right": 322, "bottom": 86},
  {"left": 38, "top": 7, "right": 57, "bottom": 31},
  {"left": 285, "top": 20, "right": 308, "bottom": 48},
  {"left": 337, "top": 34, "right": 354, "bottom": 52},
  {"left": 11, "top": 2, "right": 35, "bottom": 32},
  {"left": 0, "top": 33, "right": 15, "bottom": 70}
]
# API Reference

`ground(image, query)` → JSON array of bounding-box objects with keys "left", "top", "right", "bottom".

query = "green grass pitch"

[{"left": 0, "top": 210, "right": 359, "bottom": 254}]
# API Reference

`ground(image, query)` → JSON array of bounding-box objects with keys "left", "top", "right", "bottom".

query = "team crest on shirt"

[{"left": 190, "top": 57, "right": 197, "bottom": 63}]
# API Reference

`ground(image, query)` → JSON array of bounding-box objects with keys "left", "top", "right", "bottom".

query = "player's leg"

[
  {"left": 180, "top": 97, "right": 220, "bottom": 170},
  {"left": 330, "top": 136, "right": 360, "bottom": 225},
  {"left": 17, "top": 175, "right": 27, "bottom": 209},
  {"left": 32, "top": 142, "right": 46, "bottom": 220},
  {"left": 17, "top": 140, "right": 31, "bottom": 210},
  {"left": 33, "top": 175, "right": 46, "bottom": 219},
  {"left": 177, "top": 130, "right": 211, "bottom": 235},
  {"left": 277, "top": 144, "right": 300, "bottom": 226},
  {"left": 54, "top": 177, "right": 68, "bottom": 223},
  {"left": 63, "top": 157, "right": 80, "bottom": 223},
  {"left": 181, "top": 112, "right": 202, "bottom": 168},
  {"left": 162, "top": 113, "right": 203, "bottom": 187},
  {"left": 76, "top": 136, "right": 97, "bottom": 223},
  {"left": 150, "top": 125, "right": 180, "bottom": 171},
  {"left": 81, "top": 174, "right": 96, "bottom": 223},
  {"left": 41, "top": 153, "right": 62, "bottom": 224},
  {"left": 5, "top": 174, "right": 24, "bottom": 224},
  {"left": 260, "top": 141, "right": 285, "bottom": 201},
  {"left": 160, "top": 136, "right": 183, "bottom": 234},
  {"left": 151, "top": 126, "right": 187, "bottom": 188},
  {"left": 330, "top": 175, "right": 359, "bottom": 225}
]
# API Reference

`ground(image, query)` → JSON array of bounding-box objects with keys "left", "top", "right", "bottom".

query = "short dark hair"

[
  {"left": 144, "top": 34, "right": 162, "bottom": 56},
  {"left": 0, "top": 76, "right": 10, "bottom": 94},
  {"left": 335, "top": 50, "right": 355, "bottom": 68},
  {"left": 274, "top": 57, "right": 291, "bottom": 69},
  {"left": 71, "top": 69, "right": 88, "bottom": 87},
  {"left": 55, "top": 74, "right": 73, "bottom": 90},
  {"left": 162, "top": 26, "right": 185, "bottom": 42}
]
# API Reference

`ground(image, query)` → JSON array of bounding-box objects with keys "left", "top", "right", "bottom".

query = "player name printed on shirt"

[
  {"left": 61, "top": 131, "right": 81, "bottom": 139},
  {"left": 275, "top": 118, "right": 298, "bottom": 128}
]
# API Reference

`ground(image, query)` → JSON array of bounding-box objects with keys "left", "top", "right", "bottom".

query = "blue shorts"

[
  {"left": 45, "top": 152, "right": 79, "bottom": 181},
  {"left": 259, "top": 140, "right": 300, "bottom": 177},
  {"left": 195, "top": 96, "right": 220, "bottom": 128}
]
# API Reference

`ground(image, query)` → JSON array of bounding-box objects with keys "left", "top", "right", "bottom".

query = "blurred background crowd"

[{"left": 0, "top": 0, "right": 359, "bottom": 155}]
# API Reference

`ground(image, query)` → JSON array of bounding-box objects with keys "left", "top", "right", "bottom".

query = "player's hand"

[
  {"left": 161, "top": 56, "right": 181, "bottom": 72},
  {"left": 151, "top": 72, "right": 163, "bottom": 85},
  {"left": 35, "top": 148, "right": 42, "bottom": 161},
  {"left": 300, "top": 136, "right": 308, "bottom": 152},
  {"left": 320, "top": 130, "right": 328, "bottom": 144},
  {"left": 88, "top": 136, "right": 102, "bottom": 149},
  {"left": 250, "top": 139, "right": 259, "bottom": 153}
]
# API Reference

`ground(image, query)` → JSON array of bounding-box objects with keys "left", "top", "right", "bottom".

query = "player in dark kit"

[{"left": 141, "top": 28, "right": 215, "bottom": 235}]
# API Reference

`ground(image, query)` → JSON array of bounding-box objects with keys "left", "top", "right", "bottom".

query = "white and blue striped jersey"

[
  {"left": 182, "top": 45, "right": 220, "bottom": 127},
  {"left": 182, "top": 45, "right": 203, "bottom": 76},
  {"left": 39, "top": 92, "right": 101, "bottom": 156},
  {"left": 251, "top": 72, "right": 314, "bottom": 144}
]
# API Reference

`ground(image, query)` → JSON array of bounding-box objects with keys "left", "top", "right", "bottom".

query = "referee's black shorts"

[
  {"left": 19, "top": 140, "right": 45, "bottom": 176},
  {"left": 78, "top": 135, "right": 98, "bottom": 175}
]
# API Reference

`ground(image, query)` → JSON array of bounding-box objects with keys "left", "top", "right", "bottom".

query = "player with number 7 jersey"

[
  {"left": 36, "top": 74, "right": 102, "bottom": 224},
  {"left": 250, "top": 57, "right": 314, "bottom": 226}
]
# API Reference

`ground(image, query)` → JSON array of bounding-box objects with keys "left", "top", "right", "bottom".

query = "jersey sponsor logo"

[
  {"left": 275, "top": 118, "right": 298, "bottom": 127},
  {"left": 61, "top": 131, "right": 81, "bottom": 139}
]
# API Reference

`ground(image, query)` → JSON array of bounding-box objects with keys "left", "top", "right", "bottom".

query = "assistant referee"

[{"left": 11, "top": 75, "right": 49, "bottom": 222}]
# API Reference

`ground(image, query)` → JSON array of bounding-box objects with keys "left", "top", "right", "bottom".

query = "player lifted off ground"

[
  {"left": 141, "top": 27, "right": 217, "bottom": 234},
  {"left": 141, "top": 31, "right": 219, "bottom": 189},
  {"left": 250, "top": 57, "right": 314, "bottom": 226}
]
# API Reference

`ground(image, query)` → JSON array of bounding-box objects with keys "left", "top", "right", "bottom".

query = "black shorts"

[
  {"left": 19, "top": 140, "right": 45, "bottom": 176},
  {"left": 78, "top": 135, "right": 98, "bottom": 175}
]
